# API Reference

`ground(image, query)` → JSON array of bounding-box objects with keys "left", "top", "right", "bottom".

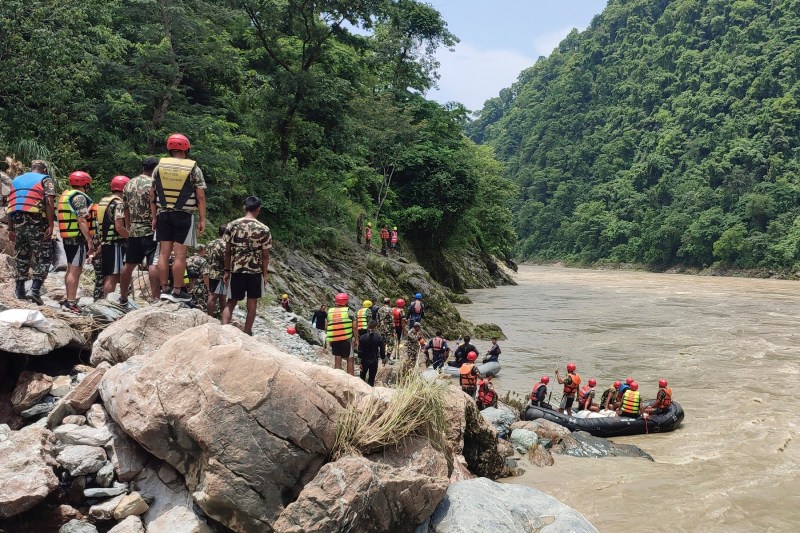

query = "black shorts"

[
  {"left": 125, "top": 235, "right": 157, "bottom": 266},
  {"left": 559, "top": 394, "right": 575, "bottom": 411},
  {"left": 395, "top": 327, "right": 403, "bottom": 339},
  {"left": 63, "top": 241, "right": 87, "bottom": 267},
  {"left": 209, "top": 278, "right": 226, "bottom": 295},
  {"left": 330, "top": 340, "right": 352, "bottom": 358},
  {"left": 156, "top": 210, "right": 195, "bottom": 246},
  {"left": 227, "top": 272, "right": 263, "bottom": 300},
  {"left": 101, "top": 242, "right": 125, "bottom": 276}
]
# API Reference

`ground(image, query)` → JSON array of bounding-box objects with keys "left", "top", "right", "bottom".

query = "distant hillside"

[{"left": 471, "top": 0, "right": 800, "bottom": 269}]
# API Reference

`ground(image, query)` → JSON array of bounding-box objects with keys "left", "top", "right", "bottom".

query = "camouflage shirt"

[
  {"left": 68, "top": 191, "right": 91, "bottom": 219},
  {"left": 186, "top": 254, "right": 208, "bottom": 279},
  {"left": 123, "top": 174, "right": 154, "bottom": 238},
  {"left": 153, "top": 164, "right": 206, "bottom": 214},
  {"left": 223, "top": 217, "right": 272, "bottom": 274},
  {"left": 206, "top": 238, "right": 226, "bottom": 280}
]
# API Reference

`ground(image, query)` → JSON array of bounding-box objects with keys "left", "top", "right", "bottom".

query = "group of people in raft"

[{"left": 529, "top": 362, "right": 674, "bottom": 419}]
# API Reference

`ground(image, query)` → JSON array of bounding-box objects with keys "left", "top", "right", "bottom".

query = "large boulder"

[
  {"left": 553, "top": 431, "right": 654, "bottom": 460},
  {"left": 91, "top": 302, "right": 214, "bottom": 366},
  {"left": 11, "top": 371, "right": 53, "bottom": 413},
  {"left": 100, "top": 323, "right": 373, "bottom": 532},
  {"left": 421, "top": 477, "right": 598, "bottom": 532},
  {"left": 275, "top": 437, "right": 449, "bottom": 532},
  {"left": 442, "top": 389, "right": 506, "bottom": 480},
  {"left": 479, "top": 403, "right": 518, "bottom": 438},
  {"left": 0, "top": 426, "right": 59, "bottom": 519}
]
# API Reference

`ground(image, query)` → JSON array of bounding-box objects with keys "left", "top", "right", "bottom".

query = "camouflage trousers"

[
  {"left": 92, "top": 250, "right": 104, "bottom": 300},
  {"left": 379, "top": 324, "right": 396, "bottom": 356},
  {"left": 192, "top": 282, "right": 208, "bottom": 311},
  {"left": 13, "top": 217, "right": 52, "bottom": 281}
]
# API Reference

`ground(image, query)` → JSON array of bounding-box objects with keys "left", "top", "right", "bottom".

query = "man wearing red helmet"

[
  {"left": 391, "top": 298, "right": 406, "bottom": 359},
  {"left": 327, "top": 292, "right": 356, "bottom": 374},
  {"left": 600, "top": 381, "right": 622, "bottom": 411},
  {"left": 151, "top": 133, "right": 207, "bottom": 303},
  {"left": 530, "top": 376, "right": 550, "bottom": 408},
  {"left": 578, "top": 378, "right": 599, "bottom": 412},
  {"left": 96, "top": 176, "right": 130, "bottom": 297},
  {"left": 618, "top": 381, "right": 642, "bottom": 418},
  {"left": 459, "top": 351, "right": 479, "bottom": 398},
  {"left": 57, "top": 171, "right": 96, "bottom": 312},
  {"left": 555, "top": 362, "right": 582, "bottom": 416},
  {"left": 645, "top": 379, "right": 673, "bottom": 415}
]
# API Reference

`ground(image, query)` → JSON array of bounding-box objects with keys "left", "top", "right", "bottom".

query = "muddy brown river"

[{"left": 457, "top": 266, "right": 800, "bottom": 532}]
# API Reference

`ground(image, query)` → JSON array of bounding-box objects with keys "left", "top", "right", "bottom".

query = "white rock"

[
  {"left": 0, "top": 426, "right": 59, "bottom": 519},
  {"left": 133, "top": 464, "right": 211, "bottom": 533},
  {"left": 88, "top": 494, "right": 125, "bottom": 520},
  {"left": 55, "top": 424, "right": 112, "bottom": 446},
  {"left": 0, "top": 424, "right": 11, "bottom": 442},
  {"left": 59, "top": 519, "right": 99, "bottom": 533},
  {"left": 51, "top": 375, "right": 73, "bottom": 397},
  {"left": 113, "top": 492, "right": 149, "bottom": 519},
  {"left": 108, "top": 515, "right": 145, "bottom": 533},
  {"left": 104, "top": 418, "right": 149, "bottom": 482},
  {"left": 97, "top": 461, "right": 115, "bottom": 487},
  {"left": 86, "top": 404, "right": 107, "bottom": 428},
  {"left": 62, "top": 415, "right": 87, "bottom": 426},
  {"left": 56, "top": 445, "right": 107, "bottom": 476}
]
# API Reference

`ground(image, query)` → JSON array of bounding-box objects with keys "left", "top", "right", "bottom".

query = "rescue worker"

[
  {"left": 408, "top": 292, "right": 424, "bottom": 324},
  {"left": 311, "top": 304, "right": 328, "bottom": 348},
  {"left": 327, "top": 292, "right": 356, "bottom": 375},
  {"left": 450, "top": 335, "right": 477, "bottom": 368},
  {"left": 578, "top": 378, "right": 599, "bottom": 412},
  {"left": 600, "top": 381, "right": 622, "bottom": 411},
  {"left": 57, "top": 171, "right": 95, "bottom": 312},
  {"left": 370, "top": 297, "right": 380, "bottom": 321},
  {"left": 364, "top": 222, "right": 372, "bottom": 251},
  {"left": 618, "top": 376, "right": 634, "bottom": 397},
  {"left": 645, "top": 379, "right": 673, "bottom": 415},
  {"left": 357, "top": 320, "right": 385, "bottom": 386},
  {"left": 404, "top": 322, "right": 424, "bottom": 372},
  {"left": 424, "top": 330, "right": 450, "bottom": 369},
  {"left": 151, "top": 133, "right": 207, "bottom": 303},
  {"left": 97, "top": 175, "right": 130, "bottom": 297},
  {"left": 6, "top": 160, "right": 56, "bottom": 304},
  {"left": 376, "top": 298, "right": 395, "bottom": 359},
  {"left": 221, "top": 196, "right": 272, "bottom": 335},
  {"left": 357, "top": 300, "right": 373, "bottom": 338},
  {"left": 390, "top": 226, "right": 398, "bottom": 253},
  {"left": 555, "top": 362, "right": 581, "bottom": 416},
  {"left": 186, "top": 245, "right": 209, "bottom": 311},
  {"left": 618, "top": 381, "right": 642, "bottom": 418},
  {"left": 119, "top": 158, "right": 160, "bottom": 306},
  {"left": 279, "top": 293, "right": 292, "bottom": 312},
  {"left": 379, "top": 225, "right": 390, "bottom": 256},
  {"left": 459, "top": 351, "right": 479, "bottom": 398},
  {"left": 205, "top": 224, "right": 227, "bottom": 317},
  {"left": 1, "top": 157, "right": 24, "bottom": 223},
  {"left": 477, "top": 372, "right": 498, "bottom": 410},
  {"left": 356, "top": 212, "right": 364, "bottom": 244},
  {"left": 391, "top": 298, "right": 406, "bottom": 359},
  {"left": 484, "top": 337, "right": 501, "bottom": 363},
  {"left": 530, "top": 376, "right": 550, "bottom": 408}
]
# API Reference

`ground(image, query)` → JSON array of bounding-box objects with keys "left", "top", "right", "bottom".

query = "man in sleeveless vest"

[
  {"left": 57, "top": 171, "right": 96, "bottom": 312},
  {"left": 150, "top": 133, "right": 207, "bottom": 303},
  {"left": 6, "top": 160, "right": 56, "bottom": 303},
  {"left": 327, "top": 292, "right": 356, "bottom": 375},
  {"left": 97, "top": 176, "right": 130, "bottom": 297},
  {"left": 119, "top": 158, "right": 160, "bottom": 306},
  {"left": 221, "top": 196, "right": 272, "bottom": 335}
]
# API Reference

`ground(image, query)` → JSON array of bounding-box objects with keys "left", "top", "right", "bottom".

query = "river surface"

[{"left": 456, "top": 266, "right": 800, "bottom": 533}]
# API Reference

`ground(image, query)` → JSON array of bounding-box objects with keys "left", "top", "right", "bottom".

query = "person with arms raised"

[{"left": 555, "top": 362, "right": 581, "bottom": 416}]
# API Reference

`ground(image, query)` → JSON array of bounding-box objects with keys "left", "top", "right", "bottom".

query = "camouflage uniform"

[
  {"left": 404, "top": 327, "right": 424, "bottom": 373},
  {"left": 377, "top": 304, "right": 395, "bottom": 355},
  {"left": 224, "top": 217, "right": 272, "bottom": 274},
  {"left": 91, "top": 234, "right": 104, "bottom": 299},
  {"left": 10, "top": 176, "right": 56, "bottom": 282},
  {"left": 206, "top": 238, "right": 225, "bottom": 281},
  {"left": 186, "top": 253, "right": 209, "bottom": 310},
  {"left": 122, "top": 174, "right": 154, "bottom": 238}
]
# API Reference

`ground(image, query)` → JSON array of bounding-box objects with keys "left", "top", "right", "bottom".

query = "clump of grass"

[
  {"left": 331, "top": 370, "right": 450, "bottom": 463},
  {"left": 500, "top": 390, "right": 528, "bottom": 418}
]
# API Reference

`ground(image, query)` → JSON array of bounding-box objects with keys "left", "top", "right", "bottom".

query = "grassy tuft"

[{"left": 499, "top": 390, "right": 528, "bottom": 418}]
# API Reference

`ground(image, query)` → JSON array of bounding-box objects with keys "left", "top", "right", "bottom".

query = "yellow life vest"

[
  {"left": 620, "top": 390, "right": 641, "bottom": 416},
  {"left": 154, "top": 157, "right": 197, "bottom": 210},
  {"left": 95, "top": 195, "right": 122, "bottom": 242},
  {"left": 357, "top": 307, "right": 371, "bottom": 330},
  {"left": 327, "top": 307, "right": 353, "bottom": 342},
  {"left": 58, "top": 189, "right": 94, "bottom": 239}
]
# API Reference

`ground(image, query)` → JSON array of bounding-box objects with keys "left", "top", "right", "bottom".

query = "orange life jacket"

[
  {"left": 656, "top": 387, "right": 673, "bottom": 409},
  {"left": 380, "top": 228, "right": 389, "bottom": 239},
  {"left": 478, "top": 380, "right": 496, "bottom": 407},
  {"left": 460, "top": 364, "right": 477, "bottom": 390},
  {"left": 530, "top": 382, "right": 547, "bottom": 402},
  {"left": 7, "top": 172, "right": 47, "bottom": 214},
  {"left": 563, "top": 373, "right": 581, "bottom": 395},
  {"left": 578, "top": 385, "right": 594, "bottom": 409},
  {"left": 432, "top": 336, "right": 444, "bottom": 351},
  {"left": 620, "top": 389, "right": 640, "bottom": 417},
  {"left": 365, "top": 227, "right": 372, "bottom": 240},
  {"left": 391, "top": 230, "right": 398, "bottom": 243},
  {"left": 392, "top": 307, "right": 403, "bottom": 327}
]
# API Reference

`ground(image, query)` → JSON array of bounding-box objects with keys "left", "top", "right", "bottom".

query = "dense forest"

[
  {"left": 0, "top": 0, "right": 516, "bottom": 269},
  {"left": 471, "top": 0, "right": 800, "bottom": 270}
]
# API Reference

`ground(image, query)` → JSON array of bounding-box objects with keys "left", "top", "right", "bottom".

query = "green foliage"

[{"left": 473, "top": 0, "right": 800, "bottom": 269}]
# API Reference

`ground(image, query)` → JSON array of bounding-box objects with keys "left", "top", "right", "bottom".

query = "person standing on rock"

[
  {"left": 555, "top": 362, "right": 581, "bottom": 416},
  {"left": 408, "top": 292, "right": 424, "bottom": 325},
  {"left": 279, "top": 293, "right": 292, "bottom": 312},
  {"left": 390, "top": 226, "right": 398, "bottom": 253},
  {"left": 357, "top": 319, "right": 385, "bottom": 386},
  {"left": 57, "top": 171, "right": 95, "bottom": 312},
  {"left": 97, "top": 175, "right": 130, "bottom": 297},
  {"left": 206, "top": 224, "right": 227, "bottom": 317},
  {"left": 356, "top": 212, "right": 364, "bottom": 244},
  {"left": 119, "top": 157, "right": 160, "bottom": 306},
  {"left": 6, "top": 160, "right": 56, "bottom": 303},
  {"left": 151, "top": 133, "right": 207, "bottom": 303},
  {"left": 530, "top": 376, "right": 550, "bottom": 408},
  {"left": 364, "top": 222, "right": 372, "bottom": 251},
  {"left": 186, "top": 244, "right": 209, "bottom": 311},
  {"left": 327, "top": 292, "right": 356, "bottom": 374},
  {"left": 222, "top": 196, "right": 272, "bottom": 336},
  {"left": 404, "top": 322, "right": 424, "bottom": 373},
  {"left": 357, "top": 299, "right": 372, "bottom": 338},
  {"left": 377, "top": 298, "right": 395, "bottom": 359},
  {"left": 311, "top": 304, "right": 328, "bottom": 349},
  {"left": 391, "top": 298, "right": 406, "bottom": 359},
  {"left": 379, "top": 225, "right": 390, "bottom": 256}
]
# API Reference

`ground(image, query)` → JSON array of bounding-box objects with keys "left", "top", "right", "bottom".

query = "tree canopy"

[{"left": 472, "top": 0, "right": 800, "bottom": 270}]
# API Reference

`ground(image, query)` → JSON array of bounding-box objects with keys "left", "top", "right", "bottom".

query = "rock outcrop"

[
  {"left": 0, "top": 426, "right": 59, "bottom": 519},
  {"left": 553, "top": 431, "right": 655, "bottom": 460}
]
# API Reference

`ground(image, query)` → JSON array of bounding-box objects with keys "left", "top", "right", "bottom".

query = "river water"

[{"left": 456, "top": 266, "right": 800, "bottom": 532}]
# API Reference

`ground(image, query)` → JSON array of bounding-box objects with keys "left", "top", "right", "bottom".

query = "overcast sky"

[{"left": 426, "top": 0, "right": 608, "bottom": 112}]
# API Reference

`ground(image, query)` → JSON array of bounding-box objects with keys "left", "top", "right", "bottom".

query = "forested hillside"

[
  {"left": 472, "top": 0, "right": 800, "bottom": 269},
  {"left": 0, "top": 0, "right": 515, "bottom": 272}
]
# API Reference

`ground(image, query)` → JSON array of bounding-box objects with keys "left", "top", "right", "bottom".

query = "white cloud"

[
  {"left": 428, "top": 42, "right": 534, "bottom": 112},
  {"left": 532, "top": 25, "right": 578, "bottom": 58}
]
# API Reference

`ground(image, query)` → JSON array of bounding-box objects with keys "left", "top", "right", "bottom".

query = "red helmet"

[
  {"left": 68, "top": 171, "right": 92, "bottom": 187},
  {"left": 630, "top": 381, "right": 639, "bottom": 391},
  {"left": 659, "top": 378, "right": 668, "bottom": 388},
  {"left": 540, "top": 375, "right": 550, "bottom": 385},
  {"left": 566, "top": 362, "right": 576, "bottom": 373},
  {"left": 334, "top": 293, "right": 349, "bottom": 306},
  {"left": 167, "top": 133, "right": 191, "bottom": 152},
  {"left": 588, "top": 378, "right": 596, "bottom": 387},
  {"left": 626, "top": 377, "right": 634, "bottom": 385},
  {"left": 111, "top": 175, "right": 130, "bottom": 192},
  {"left": 613, "top": 380, "right": 621, "bottom": 390},
  {"left": 467, "top": 351, "right": 478, "bottom": 362},
  {"left": 396, "top": 298, "right": 405, "bottom": 307}
]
